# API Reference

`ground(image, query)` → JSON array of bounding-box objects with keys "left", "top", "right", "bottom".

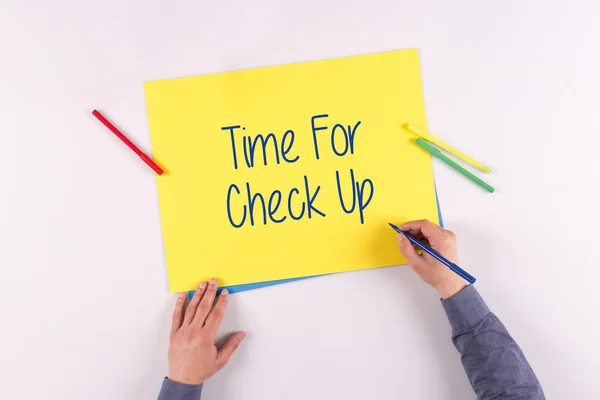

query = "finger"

[
  {"left": 421, "top": 252, "right": 435, "bottom": 263},
  {"left": 396, "top": 233, "right": 426, "bottom": 268},
  {"left": 215, "top": 332, "right": 247, "bottom": 369},
  {"left": 398, "top": 219, "right": 445, "bottom": 247},
  {"left": 413, "top": 244, "right": 423, "bottom": 254},
  {"left": 204, "top": 289, "right": 229, "bottom": 337},
  {"left": 193, "top": 277, "right": 218, "bottom": 326},
  {"left": 170, "top": 293, "right": 187, "bottom": 336},
  {"left": 410, "top": 232, "right": 428, "bottom": 244},
  {"left": 183, "top": 281, "right": 208, "bottom": 325},
  {"left": 398, "top": 219, "right": 442, "bottom": 236}
]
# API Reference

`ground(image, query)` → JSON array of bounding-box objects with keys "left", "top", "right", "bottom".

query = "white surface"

[{"left": 2, "top": 0, "right": 599, "bottom": 398}]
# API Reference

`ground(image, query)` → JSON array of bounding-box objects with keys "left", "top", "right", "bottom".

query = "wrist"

[
  {"left": 167, "top": 373, "right": 205, "bottom": 386},
  {"left": 435, "top": 280, "right": 468, "bottom": 299}
]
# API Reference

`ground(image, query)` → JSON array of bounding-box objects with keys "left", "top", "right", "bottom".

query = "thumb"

[
  {"left": 216, "top": 331, "right": 246, "bottom": 368},
  {"left": 396, "top": 233, "right": 425, "bottom": 268}
]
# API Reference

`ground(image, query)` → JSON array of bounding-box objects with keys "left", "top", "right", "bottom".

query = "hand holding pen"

[{"left": 391, "top": 219, "right": 472, "bottom": 299}]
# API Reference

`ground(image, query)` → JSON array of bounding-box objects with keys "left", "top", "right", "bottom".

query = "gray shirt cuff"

[
  {"left": 441, "top": 285, "right": 490, "bottom": 333},
  {"left": 158, "top": 378, "right": 203, "bottom": 400}
]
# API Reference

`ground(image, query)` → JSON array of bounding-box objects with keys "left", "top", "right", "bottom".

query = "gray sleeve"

[
  {"left": 157, "top": 378, "right": 203, "bottom": 400},
  {"left": 442, "top": 285, "right": 545, "bottom": 400}
]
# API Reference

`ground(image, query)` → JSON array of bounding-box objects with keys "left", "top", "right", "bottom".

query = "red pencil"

[{"left": 92, "top": 109, "right": 164, "bottom": 175}]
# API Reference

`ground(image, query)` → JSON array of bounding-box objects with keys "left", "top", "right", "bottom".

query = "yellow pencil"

[{"left": 404, "top": 124, "right": 491, "bottom": 173}]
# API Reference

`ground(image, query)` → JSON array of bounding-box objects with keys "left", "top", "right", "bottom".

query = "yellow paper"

[{"left": 145, "top": 49, "right": 439, "bottom": 292}]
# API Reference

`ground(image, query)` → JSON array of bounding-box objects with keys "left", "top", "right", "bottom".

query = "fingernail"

[
  {"left": 209, "top": 278, "right": 218, "bottom": 286},
  {"left": 397, "top": 234, "right": 403, "bottom": 242},
  {"left": 199, "top": 282, "right": 207, "bottom": 290},
  {"left": 178, "top": 293, "right": 186, "bottom": 299},
  {"left": 221, "top": 288, "right": 229, "bottom": 296}
]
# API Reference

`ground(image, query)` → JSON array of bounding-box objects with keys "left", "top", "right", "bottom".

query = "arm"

[
  {"left": 157, "top": 379, "right": 203, "bottom": 400},
  {"left": 158, "top": 278, "right": 247, "bottom": 400},
  {"left": 395, "top": 219, "right": 544, "bottom": 400},
  {"left": 443, "top": 285, "right": 544, "bottom": 399}
]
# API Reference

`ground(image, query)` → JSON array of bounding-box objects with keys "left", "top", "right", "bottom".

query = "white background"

[{"left": 2, "top": 0, "right": 599, "bottom": 399}]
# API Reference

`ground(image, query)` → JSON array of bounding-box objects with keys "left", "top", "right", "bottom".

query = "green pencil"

[{"left": 414, "top": 138, "right": 495, "bottom": 193}]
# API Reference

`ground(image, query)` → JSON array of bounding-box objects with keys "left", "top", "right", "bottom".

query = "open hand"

[
  {"left": 168, "top": 278, "right": 246, "bottom": 385},
  {"left": 395, "top": 219, "right": 467, "bottom": 299}
]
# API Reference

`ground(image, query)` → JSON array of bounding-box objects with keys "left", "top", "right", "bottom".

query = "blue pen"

[{"left": 388, "top": 223, "right": 476, "bottom": 284}]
